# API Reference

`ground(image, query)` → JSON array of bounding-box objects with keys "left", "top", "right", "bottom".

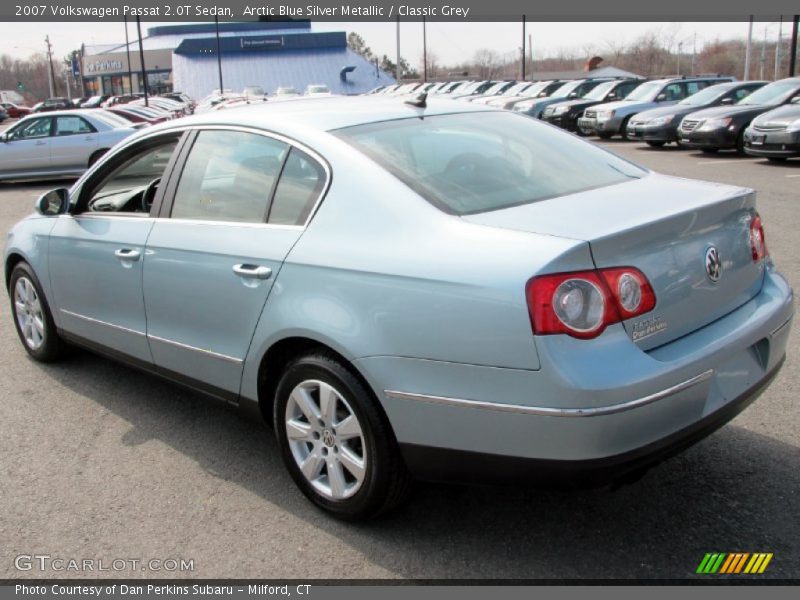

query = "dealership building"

[{"left": 81, "top": 21, "right": 395, "bottom": 99}]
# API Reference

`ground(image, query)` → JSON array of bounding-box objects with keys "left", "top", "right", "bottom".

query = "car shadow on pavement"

[{"left": 41, "top": 349, "right": 800, "bottom": 580}]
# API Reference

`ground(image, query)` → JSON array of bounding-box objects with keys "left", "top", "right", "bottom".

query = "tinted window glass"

[
  {"left": 735, "top": 87, "right": 754, "bottom": 100},
  {"left": 685, "top": 82, "right": 704, "bottom": 96},
  {"left": 662, "top": 83, "right": 684, "bottom": 101},
  {"left": 335, "top": 112, "right": 645, "bottom": 216},
  {"left": 171, "top": 130, "right": 288, "bottom": 223},
  {"left": 55, "top": 116, "right": 95, "bottom": 136},
  {"left": 268, "top": 148, "right": 326, "bottom": 226},
  {"left": 11, "top": 118, "right": 51, "bottom": 139},
  {"left": 84, "top": 137, "right": 179, "bottom": 214}
]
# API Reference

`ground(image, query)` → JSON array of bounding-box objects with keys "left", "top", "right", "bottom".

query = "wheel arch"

[
  {"left": 254, "top": 335, "right": 382, "bottom": 428},
  {"left": 5, "top": 252, "right": 26, "bottom": 291}
]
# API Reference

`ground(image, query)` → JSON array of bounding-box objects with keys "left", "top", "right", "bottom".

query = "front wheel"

[
  {"left": 9, "top": 262, "right": 67, "bottom": 362},
  {"left": 274, "top": 352, "right": 412, "bottom": 520},
  {"left": 646, "top": 141, "right": 666, "bottom": 148}
]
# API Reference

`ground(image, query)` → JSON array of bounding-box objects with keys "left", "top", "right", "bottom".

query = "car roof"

[
  {"left": 22, "top": 109, "right": 101, "bottom": 118},
  {"left": 171, "top": 96, "right": 497, "bottom": 132}
]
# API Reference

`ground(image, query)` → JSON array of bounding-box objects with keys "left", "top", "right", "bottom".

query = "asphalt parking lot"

[{"left": 0, "top": 129, "right": 798, "bottom": 580}]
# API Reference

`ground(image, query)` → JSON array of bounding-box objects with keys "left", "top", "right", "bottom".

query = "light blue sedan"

[{"left": 4, "top": 96, "right": 793, "bottom": 520}]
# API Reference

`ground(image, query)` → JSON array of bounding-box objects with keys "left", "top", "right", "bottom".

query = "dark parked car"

[
  {"left": 541, "top": 78, "right": 643, "bottom": 133},
  {"left": 513, "top": 78, "right": 615, "bottom": 119},
  {"left": 627, "top": 81, "right": 767, "bottom": 147},
  {"left": 679, "top": 77, "right": 800, "bottom": 153},
  {"left": 743, "top": 97, "right": 800, "bottom": 161},
  {"left": 493, "top": 80, "right": 566, "bottom": 110},
  {"left": 32, "top": 97, "right": 72, "bottom": 113},
  {"left": 1, "top": 102, "right": 32, "bottom": 119}
]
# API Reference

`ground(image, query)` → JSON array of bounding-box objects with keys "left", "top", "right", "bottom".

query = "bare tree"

[{"left": 473, "top": 48, "right": 502, "bottom": 79}]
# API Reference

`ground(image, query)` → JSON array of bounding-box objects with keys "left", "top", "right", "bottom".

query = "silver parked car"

[
  {"left": 5, "top": 97, "right": 793, "bottom": 520},
  {"left": 0, "top": 110, "right": 138, "bottom": 181}
]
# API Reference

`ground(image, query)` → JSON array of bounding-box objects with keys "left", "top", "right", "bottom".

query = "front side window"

[
  {"left": 9, "top": 118, "right": 52, "bottom": 140},
  {"left": 335, "top": 112, "right": 646, "bottom": 216},
  {"left": 55, "top": 116, "right": 95, "bottom": 136},
  {"left": 171, "top": 130, "right": 288, "bottom": 223},
  {"left": 81, "top": 135, "right": 180, "bottom": 214}
]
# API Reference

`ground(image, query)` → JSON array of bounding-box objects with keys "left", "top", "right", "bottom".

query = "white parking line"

[{"left": 786, "top": 174, "right": 800, "bottom": 178}]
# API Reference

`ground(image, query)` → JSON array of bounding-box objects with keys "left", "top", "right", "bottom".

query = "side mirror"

[
  {"left": 607, "top": 93, "right": 617, "bottom": 100},
  {"left": 35, "top": 188, "right": 70, "bottom": 216},
  {"left": 655, "top": 93, "right": 667, "bottom": 102},
  {"left": 791, "top": 96, "right": 800, "bottom": 105},
  {"left": 568, "top": 92, "right": 578, "bottom": 98},
  {"left": 719, "top": 97, "right": 734, "bottom": 105}
]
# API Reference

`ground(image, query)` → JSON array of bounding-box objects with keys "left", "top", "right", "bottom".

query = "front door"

[
  {"left": 143, "top": 128, "right": 328, "bottom": 397},
  {"left": 0, "top": 116, "right": 52, "bottom": 175},
  {"left": 48, "top": 132, "right": 183, "bottom": 364}
]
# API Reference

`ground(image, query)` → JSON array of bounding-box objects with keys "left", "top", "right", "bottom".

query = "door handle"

[
  {"left": 232, "top": 264, "right": 272, "bottom": 280},
  {"left": 114, "top": 248, "right": 141, "bottom": 261},
  {"left": 35, "top": 141, "right": 47, "bottom": 146},
  {"left": 84, "top": 136, "right": 95, "bottom": 141}
]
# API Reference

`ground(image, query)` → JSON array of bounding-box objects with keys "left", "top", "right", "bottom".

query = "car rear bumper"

[
  {"left": 743, "top": 129, "right": 800, "bottom": 157},
  {"left": 358, "top": 268, "right": 793, "bottom": 484}
]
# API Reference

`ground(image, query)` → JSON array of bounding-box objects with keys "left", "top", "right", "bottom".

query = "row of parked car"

[{"left": 370, "top": 75, "right": 800, "bottom": 160}]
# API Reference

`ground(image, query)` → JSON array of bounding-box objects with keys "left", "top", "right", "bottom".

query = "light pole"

[{"left": 45, "top": 35, "right": 56, "bottom": 97}]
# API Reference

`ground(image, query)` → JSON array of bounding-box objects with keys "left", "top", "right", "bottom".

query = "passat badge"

[
  {"left": 705, "top": 246, "right": 722, "bottom": 282},
  {"left": 632, "top": 316, "right": 667, "bottom": 341}
]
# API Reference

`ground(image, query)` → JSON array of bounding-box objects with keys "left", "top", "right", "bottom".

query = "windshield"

[
  {"left": 625, "top": 81, "right": 662, "bottom": 102},
  {"left": 335, "top": 112, "right": 645, "bottom": 216},
  {"left": 501, "top": 82, "right": 529, "bottom": 96},
  {"left": 737, "top": 80, "right": 799, "bottom": 106},
  {"left": 552, "top": 80, "right": 583, "bottom": 97},
  {"left": 678, "top": 85, "right": 729, "bottom": 105},
  {"left": 582, "top": 81, "right": 617, "bottom": 101},
  {"left": 514, "top": 81, "right": 547, "bottom": 98}
]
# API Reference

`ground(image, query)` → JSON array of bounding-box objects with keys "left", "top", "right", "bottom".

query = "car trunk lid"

[{"left": 463, "top": 174, "right": 765, "bottom": 350}]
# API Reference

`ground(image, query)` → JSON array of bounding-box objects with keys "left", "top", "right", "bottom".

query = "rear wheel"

[
  {"left": 9, "top": 262, "right": 67, "bottom": 362},
  {"left": 274, "top": 352, "right": 412, "bottom": 520},
  {"left": 88, "top": 149, "right": 107, "bottom": 167},
  {"left": 701, "top": 147, "right": 719, "bottom": 154},
  {"left": 646, "top": 141, "right": 666, "bottom": 148}
]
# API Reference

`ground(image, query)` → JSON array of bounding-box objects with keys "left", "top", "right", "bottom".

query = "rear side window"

[
  {"left": 171, "top": 130, "right": 288, "bottom": 223},
  {"left": 268, "top": 148, "right": 326, "bottom": 226},
  {"left": 335, "top": 112, "right": 645, "bottom": 215},
  {"left": 55, "top": 116, "right": 95, "bottom": 136}
]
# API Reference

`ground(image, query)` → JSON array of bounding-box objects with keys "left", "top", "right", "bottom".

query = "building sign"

[
  {"left": 239, "top": 36, "right": 284, "bottom": 50},
  {"left": 86, "top": 60, "right": 123, "bottom": 73}
]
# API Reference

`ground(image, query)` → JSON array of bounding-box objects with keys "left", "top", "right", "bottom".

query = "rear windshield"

[{"left": 334, "top": 112, "right": 646, "bottom": 215}]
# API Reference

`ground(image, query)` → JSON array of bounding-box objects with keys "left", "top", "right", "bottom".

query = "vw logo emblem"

[
  {"left": 705, "top": 246, "right": 722, "bottom": 282},
  {"left": 321, "top": 429, "right": 335, "bottom": 447}
]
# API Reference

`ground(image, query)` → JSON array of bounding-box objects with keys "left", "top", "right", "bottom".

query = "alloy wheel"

[
  {"left": 284, "top": 379, "right": 367, "bottom": 500},
  {"left": 14, "top": 277, "right": 45, "bottom": 350}
]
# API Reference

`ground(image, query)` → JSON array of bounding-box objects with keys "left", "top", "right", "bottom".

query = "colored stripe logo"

[{"left": 696, "top": 553, "right": 773, "bottom": 574}]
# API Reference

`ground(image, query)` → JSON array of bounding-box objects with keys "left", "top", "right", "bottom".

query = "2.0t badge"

[{"left": 705, "top": 246, "right": 722, "bottom": 282}]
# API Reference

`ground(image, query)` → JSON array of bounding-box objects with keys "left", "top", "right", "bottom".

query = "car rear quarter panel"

[{"left": 239, "top": 134, "right": 595, "bottom": 403}]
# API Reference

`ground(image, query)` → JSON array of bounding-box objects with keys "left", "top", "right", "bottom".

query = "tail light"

[
  {"left": 526, "top": 267, "right": 656, "bottom": 340},
  {"left": 749, "top": 214, "right": 768, "bottom": 262}
]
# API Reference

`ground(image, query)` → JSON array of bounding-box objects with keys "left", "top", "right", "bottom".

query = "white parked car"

[{"left": 0, "top": 110, "right": 138, "bottom": 181}]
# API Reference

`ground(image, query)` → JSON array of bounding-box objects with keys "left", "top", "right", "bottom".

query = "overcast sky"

[{"left": 1, "top": 20, "right": 790, "bottom": 67}]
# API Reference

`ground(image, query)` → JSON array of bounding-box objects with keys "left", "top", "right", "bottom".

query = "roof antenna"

[{"left": 405, "top": 91, "right": 427, "bottom": 108}]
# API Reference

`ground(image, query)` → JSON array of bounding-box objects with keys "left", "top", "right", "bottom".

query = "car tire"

[
  {"left": 597, "top": 132, "right": 613, "bottom": 140},
  {"left": 701, "top": 148, "right": 719, "bottom": 154},
  {"left": 646, "top": 141, "right": 666, "bottom": 148},
  {"left": 767, "top": 157, "right": 787, "bottom": 163},
  {"left": 735, "top": 129, "right": 746, "bottom": 155},
  {"left": 619, "top": 116, "right": 632, "bottom": 140},
  {"left": 274, "top": 352, "right": 412, "bottom": 520},
  {"left": 8, "top": 261, "right": 67, "bottom": 362},
  {"left": 88, "top": 149, "right": 107, "bottom": 167}
]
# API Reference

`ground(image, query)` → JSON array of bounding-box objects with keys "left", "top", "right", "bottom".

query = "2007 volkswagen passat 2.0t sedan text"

[{"left": 4, "top": 97, "right": 793, "bottom": 520}]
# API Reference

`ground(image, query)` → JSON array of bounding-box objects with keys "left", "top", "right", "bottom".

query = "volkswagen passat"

[{"left": 4, "top": 97, "right": 793, "bottom": 520}]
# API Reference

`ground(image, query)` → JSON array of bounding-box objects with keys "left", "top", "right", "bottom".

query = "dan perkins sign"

[{"left": 86, "top": 60, "right": 124, "bottom": 73}]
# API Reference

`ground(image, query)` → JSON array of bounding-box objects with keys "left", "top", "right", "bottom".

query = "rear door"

[
  {"left": 50, "top": 115, "right": 99, "bottom": 169},
  {"left": 143, "top": 128, "right": 328, "bottom": 398}
]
